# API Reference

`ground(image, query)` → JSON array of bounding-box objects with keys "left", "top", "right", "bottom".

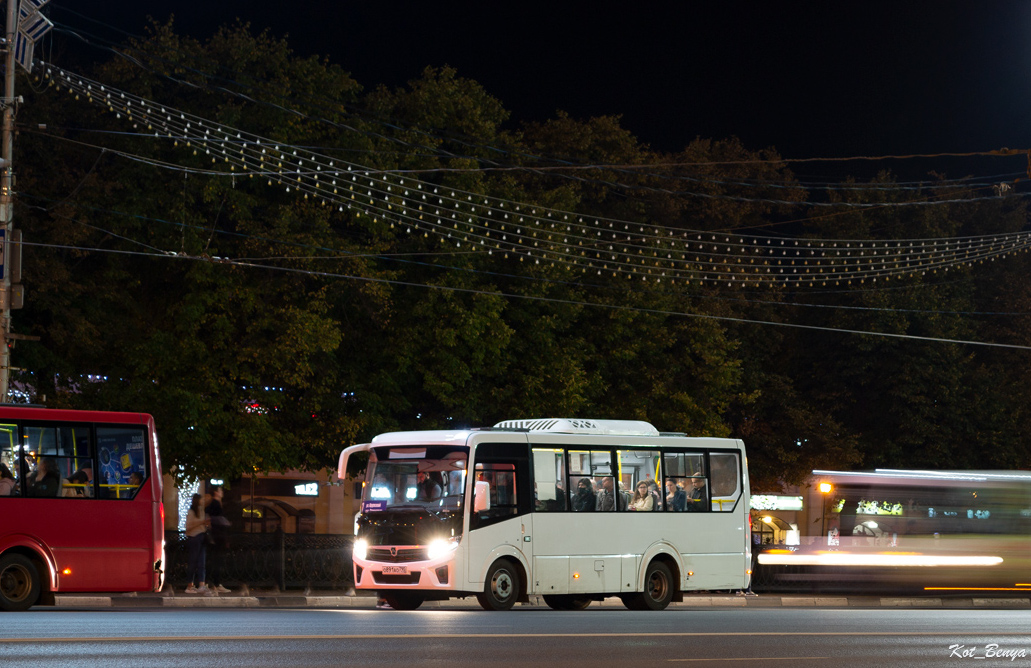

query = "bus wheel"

[
  {"left": 383, "top": 593, "right": 424, "bottom": 610},
  {"left": 477, "top": 559, "right": 520, "bottom": 611},
  {"left": 543, "top": 594, "right": 591, "bottom": 610},
  {"left": 0, "top": 554, "right": 40, "bottom": 612},
  {"left": 631, "top": 561, "right": 674, "bottom": 611}
]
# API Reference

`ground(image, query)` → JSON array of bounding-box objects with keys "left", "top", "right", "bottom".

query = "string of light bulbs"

[
  {"left": 44, "top": 128, "right": 1028, "bottom": 286},
  {"left": 42, "top": 64, "right": 1031, "bottom": 288},
  {"left": 30, "top": 192, "right": 1022, "bottom": 320}
]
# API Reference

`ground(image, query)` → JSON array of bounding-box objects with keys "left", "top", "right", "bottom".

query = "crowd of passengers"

[
  {"left": 0, "top": 458, "right": 66, "bottom": 497},
  {"left": 561, "top": 475, "right": 707, "bottom": 512},
  {"left": 0, "top": 457, "right": 142, "bottom": 498}
]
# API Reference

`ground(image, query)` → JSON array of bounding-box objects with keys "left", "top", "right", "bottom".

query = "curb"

[{"left": 51, "top": 593, "right": 1031, "bottom": 610}]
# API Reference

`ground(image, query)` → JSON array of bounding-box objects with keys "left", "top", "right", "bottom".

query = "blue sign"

[{"left": 361, "top": 501, "right": 387, "bottom": 513}]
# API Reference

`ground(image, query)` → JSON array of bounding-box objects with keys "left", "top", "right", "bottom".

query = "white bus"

[{"left": 338, "top": 418, "right": 751, "bottom": 610}]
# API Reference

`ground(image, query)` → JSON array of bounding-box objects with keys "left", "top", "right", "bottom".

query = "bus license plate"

[{"left": 382, "top": 565, "right": 409, "bottom": 575}]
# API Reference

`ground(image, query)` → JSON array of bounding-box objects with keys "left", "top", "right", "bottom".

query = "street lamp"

[{"left": 818, "top": 482, "right": 833, "bottom": 542}]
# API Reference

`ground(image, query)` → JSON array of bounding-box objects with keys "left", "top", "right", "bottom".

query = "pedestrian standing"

[
  {"left": 184, "top": 493, "right": 212, "bottom": 595},
  {"left": 205, "top": 486, "right": 232, "bottom": 594}
]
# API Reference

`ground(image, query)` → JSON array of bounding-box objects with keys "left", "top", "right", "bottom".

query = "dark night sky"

[{"left": 47, "top": 2, "right": 1031, "bottom": 172}]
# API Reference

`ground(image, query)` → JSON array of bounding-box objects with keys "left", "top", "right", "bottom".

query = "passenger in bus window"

[
  {"left": 63, "top": 469, "right": 90, "bottom": 497},
  {"left": 124, "top": 472, "right": 143, "bottom": 499},
  {"left": 685, "top": 474, "right": 707, "bottom": 512},
  {"left": 629, "top": 482, "right": 654, "bottom": 511},
  {"left": 16, "top": 451, "right": 33, "bottom": 480},
  {"left": 665, "top": 478, "right": 686, "bottom": 512},
  {"left": 597, "top": 477, "right": 626, "bottom": 511},
  {"left": 648, "top": 481, "right": 662, "bottom": 511},
  {"left": 0, "top": 462, "right": 14, "bottom": 496},
  {"left": 596, "top": 477, "right": 614, "bottom": 511},
  {"left": 70, "top": 466, "right": 95, "bottom": 498},
  {"left": 554, "top": 479, "right": 564, "bottom": 505},
  {"left": 573, "top": 478, "right": 596, "bottom": 512},
  {"left": 28, "top": 457, "right": 61, "bottom": 497}
]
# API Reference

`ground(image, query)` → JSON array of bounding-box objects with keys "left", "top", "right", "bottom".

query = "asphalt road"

[{"left": 2, "top": 606, "right": 1030, "bottom": 667}]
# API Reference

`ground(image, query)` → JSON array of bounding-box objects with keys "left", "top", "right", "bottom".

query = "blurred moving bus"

[
  {"left": 757, "top": 469, "right": 1031, "bottom": 593},
  {"left": 0, "top": 406, "right": 164, "bottom": 610},
  {"left": 338, "top": 418, "right": 750, "bottom": 610}
]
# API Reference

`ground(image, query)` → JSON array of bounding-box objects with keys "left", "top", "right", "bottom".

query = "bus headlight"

[
  {"left": 353, "top": 538, "right": 368, "bottom": 561},
  {"left": 427, "top": 537, "right": 461, "bottom": 561}
]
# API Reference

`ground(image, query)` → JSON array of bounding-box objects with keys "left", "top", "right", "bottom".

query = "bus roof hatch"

[{"left": 493, "top": 418, "right": 660, "bottom": 436}]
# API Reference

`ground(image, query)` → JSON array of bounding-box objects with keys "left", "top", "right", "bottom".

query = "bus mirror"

[
  {"left": 337, "top": 450, "right": 348, "bottom": 481},
  {"left": 474, "top": 480, "right": 491, "bottom": 512},
  {"left": 337, "top": 443, "right": 372, "bottom": 481}
]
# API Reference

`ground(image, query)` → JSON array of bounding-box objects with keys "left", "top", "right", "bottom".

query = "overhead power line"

[{"left": 16, "top": 235, "right": 1031, "bottom": 352}]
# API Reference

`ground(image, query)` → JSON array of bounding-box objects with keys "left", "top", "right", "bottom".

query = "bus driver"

[{"left": 416, "top": 472, "right": 442, "bottom": 501}]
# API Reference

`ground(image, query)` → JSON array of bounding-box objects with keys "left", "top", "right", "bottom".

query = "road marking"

[
  {"left": 669, "top": 658, "right": 828, "bottom": 663},
  {"left": 2, "top": 631, "right": 1031, "bottom": 643}
]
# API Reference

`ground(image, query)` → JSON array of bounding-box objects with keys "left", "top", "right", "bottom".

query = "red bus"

[{"left": 0, "top": 406, "right": 164, "bottom": 610}]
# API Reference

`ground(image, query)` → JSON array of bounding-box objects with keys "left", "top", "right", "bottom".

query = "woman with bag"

[{"left": 184, "top": 493, "right": 212, "bottom": 595}]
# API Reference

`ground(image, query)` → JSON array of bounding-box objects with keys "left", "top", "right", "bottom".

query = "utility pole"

[
  {"left": 0, "top": 0, "right": 17, "bottom": 401},
  {"left": 0, "top": 0, "right": 47, "bottom": 402}
]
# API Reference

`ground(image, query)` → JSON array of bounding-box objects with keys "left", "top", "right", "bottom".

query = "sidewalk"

[{"left": 51, "top": 590, "right": 1031, "bottom": 610}]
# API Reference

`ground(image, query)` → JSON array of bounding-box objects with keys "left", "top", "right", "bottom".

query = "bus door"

[
  {"left": 530, "top": 445, "right": 625, "bottom": 595},
  {"left": 665, "top": 449, "right": 748, "bottom": 589},
  {"left": 466, "top": 441, "right": 533, "bottom": 586}
]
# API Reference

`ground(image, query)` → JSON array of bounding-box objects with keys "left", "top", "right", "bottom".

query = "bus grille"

[
  {"left": 367, "top": 547, "right": 427, "bottom": 563},
  {"left": 373, "top": 572, "right": 422, "bottom": 585}
]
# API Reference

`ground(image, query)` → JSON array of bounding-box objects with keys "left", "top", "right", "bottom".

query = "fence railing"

[{"left": 166, "top": 532, "right": 354, "bottom": 591}]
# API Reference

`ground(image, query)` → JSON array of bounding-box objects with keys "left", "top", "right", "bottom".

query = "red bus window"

[
  {"left": 97, "top": 426, "right": 148, "bottom": 499},
  {"left": 22, "top": 425, "right": 92, "bottom": 498}
]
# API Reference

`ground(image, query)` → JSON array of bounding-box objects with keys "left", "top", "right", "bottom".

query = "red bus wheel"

[{"left": 0, "top": 554, "right": 40, "bottom": 612}]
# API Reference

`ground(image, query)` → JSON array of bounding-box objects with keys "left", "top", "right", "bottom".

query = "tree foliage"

[{"left": 12, "top": 22, "right": 1031, "bottom": 488}]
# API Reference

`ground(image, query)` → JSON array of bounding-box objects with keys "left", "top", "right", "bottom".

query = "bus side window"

[
  {"left": 96, "top": 426, "right": 147, "bottom": 500},
  {"left": 23, "top": 425, "right": 93, "bottom": 499},
  {"left": 0, "top": 422, "right": 19, "bottom": 496},
  {"left": 532, "top": 448, "right": 567, "bottom": 512},
  {"left": 618, "top": 448, "right": 661, "bottom": 511},
  {"left": 471, "top": 442, "right": 532, "bottom": 529},
  {"left": 472, "top": 463, "right": 518, "bottom": 529},
  {"left": 710, "top": 452, "right": 741, "bottom": 512}
]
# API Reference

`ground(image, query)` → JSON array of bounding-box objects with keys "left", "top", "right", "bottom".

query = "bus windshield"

[{"left": 362, "top": 446, "right": 468, "bottom": 513}]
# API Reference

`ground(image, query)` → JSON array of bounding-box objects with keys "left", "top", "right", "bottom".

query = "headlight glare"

[{"left": 427, "top": 537, "right": 460, "bottom": 561}]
